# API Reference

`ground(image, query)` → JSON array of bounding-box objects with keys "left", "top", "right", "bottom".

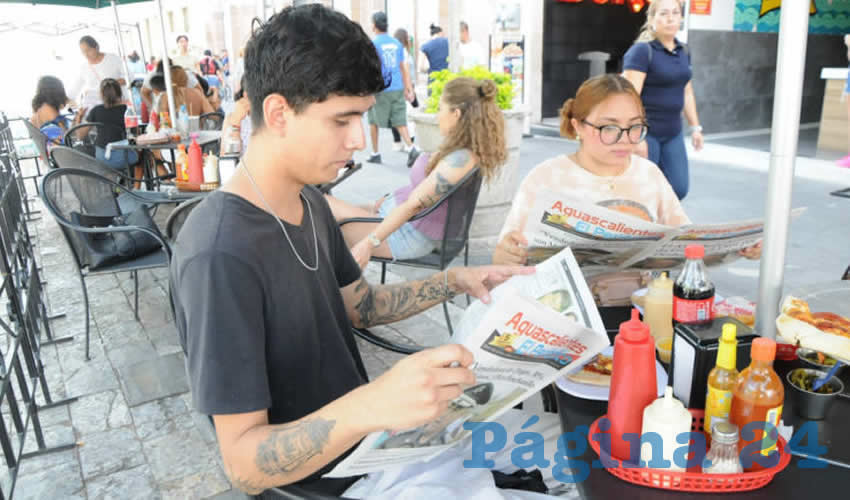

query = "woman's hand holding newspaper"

[{"left": 492, "top": 231, "right": 529, "bottom": 266}]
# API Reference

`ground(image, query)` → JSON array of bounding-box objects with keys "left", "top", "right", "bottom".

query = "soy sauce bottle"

[{"left": 673, "top": 244, "right": 715, "bottom": 325}]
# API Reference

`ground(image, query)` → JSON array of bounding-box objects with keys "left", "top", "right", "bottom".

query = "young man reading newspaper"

[{"left": 169, "top": 5, "right": 537, "bottom": 497}]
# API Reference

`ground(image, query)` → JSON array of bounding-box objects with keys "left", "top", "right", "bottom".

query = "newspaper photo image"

[
  {"left": 523, "top": 189, "right": 803, "bottom": 271},
  {"left": 325, "top": 249, "right": 609, "bottom": 478}
]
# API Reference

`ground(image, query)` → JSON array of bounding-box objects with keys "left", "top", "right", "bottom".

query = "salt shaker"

[{"left": 702, "top": 421, "right": 743, "bottom": 474}]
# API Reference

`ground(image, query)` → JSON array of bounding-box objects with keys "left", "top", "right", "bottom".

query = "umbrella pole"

[
  {"left": 756, "top": 1, "right": 811, "bottom": 338},
  {"left": 155, "top": 0, "right": 177, "bottom": 124},
  {"left": 136, "top": 22, "right": 146, "bottom": 66},
  {"left": 111, "top": 0, "right": 137, "bottom": 114}
]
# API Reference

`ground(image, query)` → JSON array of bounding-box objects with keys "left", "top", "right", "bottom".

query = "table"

[
  {"left": 556, "top": 300, "right": 850, "bottom": 499},
  {"left": 107, "top": 131, "right": 221, "bottom": 190}
]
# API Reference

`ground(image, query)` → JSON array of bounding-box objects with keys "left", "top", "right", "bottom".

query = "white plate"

[{"left": 555, "top": 346, "right": 668, "bottom": 401}]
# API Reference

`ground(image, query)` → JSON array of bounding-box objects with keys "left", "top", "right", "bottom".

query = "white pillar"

[
  {"left": 756, "top": 1, "right": 811, "bottom": 338},
  {"left": 156, "top": 0, "right": 177, "bottom": 123},
  {"left": 111, "top": 0, "right": 137, "bottom": 113},
  {"left": 447, "top": 0, "right": 461, "bottom": 72}
]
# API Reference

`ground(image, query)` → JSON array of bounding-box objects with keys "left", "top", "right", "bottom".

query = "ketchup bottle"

[
  {"left": 187, "top": 133, "right": 204, "bottom": 184},
  {"left": 606, "top": 309, "right": 658, "bottom": 462},
  {"left": 673, "top": 244, "right": 715, "bottom": 325}
]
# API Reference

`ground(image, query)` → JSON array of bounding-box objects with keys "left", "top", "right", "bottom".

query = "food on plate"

[
  {"left": 567, "top": 353, "right": 613, "bottom": 386},
  {"left": 776, "top": 296, "right": 850, "bottom": 363},
  {"left": 537, "top": 289, "right": 572, "bottom": 313},
  {"left": 789, "top": 369, "right": 837, "bottom": 394},
  {"left": 799, "top": 349, "right": 838, "bottom": 367}
]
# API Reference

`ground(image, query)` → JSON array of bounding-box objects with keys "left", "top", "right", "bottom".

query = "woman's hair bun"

[{"left": 479, "top": 79, "right": 498, "bottom": 101}]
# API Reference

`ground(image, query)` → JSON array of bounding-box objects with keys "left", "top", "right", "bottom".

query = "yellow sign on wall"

[{"left": 759, "top": 0, "right": 817, "bottom": 17}]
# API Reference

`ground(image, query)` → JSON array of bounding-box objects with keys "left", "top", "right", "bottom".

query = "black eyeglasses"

[{"left": 582, "top": 120, "right": 648, "bottom": 145}]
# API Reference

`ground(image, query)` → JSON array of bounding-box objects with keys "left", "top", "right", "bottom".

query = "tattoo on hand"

[
  {"left": 354, "top": 274, "right": 455, "bottom": 327},
  {"left": 254, "top": 417, "right": 336, "bottom": 476}
]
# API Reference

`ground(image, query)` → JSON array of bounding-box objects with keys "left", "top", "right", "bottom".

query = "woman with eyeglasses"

[
  {"left": 493, "top": 74, "right": 761, "bottom": 271},
  {"left": 493, "top": 74, "right": 691, "bottom": 268},
  {"left": 623, "top": 0, "right": 702, "bottom": 200}
]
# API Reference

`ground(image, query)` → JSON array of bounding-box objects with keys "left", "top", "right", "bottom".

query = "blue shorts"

[{"left": 377, "top": 195, "right": 436, "bottom": 260}]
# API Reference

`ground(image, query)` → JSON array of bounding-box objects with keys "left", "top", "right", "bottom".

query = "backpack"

[{"left": 200, "top": 56, "right": 218, "bottom": 76}]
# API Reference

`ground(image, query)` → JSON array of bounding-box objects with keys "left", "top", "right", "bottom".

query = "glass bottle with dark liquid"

[{"left": 673, "top": 244, "right": 715, "bottom": 325}]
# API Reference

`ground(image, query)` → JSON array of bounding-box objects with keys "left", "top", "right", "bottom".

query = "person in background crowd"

[
  {"left": 327, "top": 77, "right": 506, "bottom": 269},
  {"left": 173, "top": 34, "right": 197, "bottom": 71},
  {"left": 85, "top": 78, "right": 140, "bottom": 174},
  {"left": 458, "top": 21, "right": 485, "bottom": 69},
  {"left": 623, "top": 0, "right": 702, "bottom": 200},
  {"left": 199, "top": 49, "right": 224, "bottom": 89},
  {"left": 149, "top": 66, "right": 214, "bottom": 116},
  {"left": 492, "top": 75, "right": 760, "bottom": 291},
  {"left": 367, "top": 11, "right": 418, "bottom": 165},
  {"left": 139, "top": 58, "right": 202, "bottom": 111},
  {"left": 221, "top": 76, "right": 251, "bottom": 152},
  {"left": 219, "top": 48, "right": 230, "bottom": 77},
  {"left": 838, "top": 34, "right": 850, "bottom": 168},
  {"left": 127, "top": 51, "right": 146, "bottom": 81},
  {"left": 67, "top": 35, "right": 127, "bottom": 114},
  {"left": 30, "top": 75, "right": 70, "bottom": 147},
  {"left": 390, "top": 27, "right": 418, "bottom": 152},
  {"left": 146, "top": 56, "right": 157, "bottom": 73},
  {"left": 419, "top": 23, "right": 448, "bottom": 82},
  {"left": 169, "top": 7, "right": 538, "bottom": 498}
]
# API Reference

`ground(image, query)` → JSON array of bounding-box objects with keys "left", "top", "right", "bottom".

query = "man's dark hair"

[
  {"left": 149, "top": 74, "right": 166, "bottom": 93},
  {"left": 429, "top": 24, "right": 442, "bottom": 36},
  {"left": 244, "top": 4, "right": 385, "bottom": 130},
  {"left": 203, "top": 49, "right": 212, "bottom": 56},
  {"left": 176, "top": 34, "right": 188, "bottom": 43},
  {"left": 79, "top": 35, "right": 99, "bottom": 50},
  {"left": 372, "top": 11, "right": 388, "bottom": 33}
]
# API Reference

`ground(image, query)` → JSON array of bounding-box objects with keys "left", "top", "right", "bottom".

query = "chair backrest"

[
  {"left": 22, "top": 119, "right": 51, "bottom": 165},
  {"left": 199, "top": 112, "right": 225, "bottom": 131},
  {"left": 165, "top": 196, "right": 203, "bottom": 241},
  {"left": 50, "top": 145, "right": 130, "bottom": 185},
  {"left": 426, "top": 167, "right": 483, "bottom": 266},
  {"left": 63, "top": 122, "right": 126, "bottom": 158}
]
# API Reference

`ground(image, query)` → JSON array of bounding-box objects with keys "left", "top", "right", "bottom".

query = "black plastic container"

[{"left": 670, "top": 317, "right": 758, "bottom": 409}]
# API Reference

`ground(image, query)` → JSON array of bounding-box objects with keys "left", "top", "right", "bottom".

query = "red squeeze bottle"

[
  {"left": 606, "top": 309, "right": 658, "bottom": 462},
  {"left": 187, "top": 133, "right": 204, "bottom": 184}
]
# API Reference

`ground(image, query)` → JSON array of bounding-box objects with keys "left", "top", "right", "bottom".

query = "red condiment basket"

[{"left": 587, "top": 409, "right": 791, "bottom": 493}]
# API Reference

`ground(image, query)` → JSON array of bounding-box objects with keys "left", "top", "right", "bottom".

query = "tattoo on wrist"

[
  {"left": 254, "top": 417, "right": 336, "bottom": 476},
  {"left": 353, "top": 274, "right": 455, "bottom": 327}
]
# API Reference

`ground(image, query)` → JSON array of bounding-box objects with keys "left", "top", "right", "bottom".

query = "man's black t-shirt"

[{"left": 170, "top": 187, "right": 367, "bottom": 489}]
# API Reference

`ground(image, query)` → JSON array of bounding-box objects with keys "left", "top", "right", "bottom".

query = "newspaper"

[
  {"left": 325, "top": 248, "right": 609, "bottom": 477},
  {"left": 524, "top": 189, "right": 804, "bottom": 271}
]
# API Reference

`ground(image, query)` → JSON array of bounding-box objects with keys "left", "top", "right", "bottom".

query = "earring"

[{"left": 576, "top": 134, "right": 581, "bottom": 141}]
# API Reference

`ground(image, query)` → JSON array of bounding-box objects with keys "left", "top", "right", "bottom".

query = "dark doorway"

[{"left": 542, "top": 0, "right": 646, "bottom": 119}]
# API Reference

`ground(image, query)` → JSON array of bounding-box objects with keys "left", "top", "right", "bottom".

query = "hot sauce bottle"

[{"left": 729, "top": 338, "right": 784, "bottom": 472}]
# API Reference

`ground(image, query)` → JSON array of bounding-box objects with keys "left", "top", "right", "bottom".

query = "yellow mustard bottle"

[{"left": 704, "top": 323, "right": 739, "bottom": 442}]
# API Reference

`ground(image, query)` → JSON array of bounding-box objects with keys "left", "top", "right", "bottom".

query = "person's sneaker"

[
  {"left": 367, "top": 153, "right": 382, "bottom": 164},
  {"left": 405, "top": 144, "right": 421, "bottom": 168},
  {"left": 392, "top": 141, "right": 403, "bottom": 152},
  {"left": 837, "top": 155, "right": 850, "bottom": 168}
]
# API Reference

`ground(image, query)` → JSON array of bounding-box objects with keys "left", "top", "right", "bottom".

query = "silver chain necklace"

[{"left": 241, "top": 162, "right": 319, "bottom": 272}]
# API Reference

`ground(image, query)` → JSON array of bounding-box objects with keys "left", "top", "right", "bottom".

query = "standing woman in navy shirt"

[{"left": 623, "top": 0, "right": 703, "bottom": 200}]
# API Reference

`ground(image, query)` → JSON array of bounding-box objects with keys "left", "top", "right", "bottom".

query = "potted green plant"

[{"left": 410, "top": 67, "right": 527, "bottom": 249}]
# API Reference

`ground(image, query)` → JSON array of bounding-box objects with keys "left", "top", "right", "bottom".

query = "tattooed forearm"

[
  {"left": 226, "top": 461, "right": 266, "bottom": 494},
  {"left": 254, "top": 418, "right": 336, "bottom": 476},
  {"left": 353, "top": 273, "right": 456, "bottom": 327}
]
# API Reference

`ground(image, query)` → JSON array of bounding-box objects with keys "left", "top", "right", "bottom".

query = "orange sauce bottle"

[{"left": 729, "top": 338, "right": 784, "bottom": 472}]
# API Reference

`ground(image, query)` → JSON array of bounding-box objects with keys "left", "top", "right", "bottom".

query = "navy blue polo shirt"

[{"left": 623, "top": 39, "right": 692, "bottom": 139}]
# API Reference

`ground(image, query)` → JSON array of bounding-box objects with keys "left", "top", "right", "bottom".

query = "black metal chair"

[
  {"left": 339, "top": 167, "right": 483, "bottom": 335},
  {"left": 63, "top": 121, "right": 127, "bottom": 158},
  {"left": 22, "top": 118, "right": 54, "bottom": 170},
  {"left": 40, "top": 168, "right": 174, "bottom": 360},
  {"left": 316, "top": 161, "right": 362, "bottom": 195},
  {"left": 199, "top": 111, "right": 225, "bottom": 131},
  {"left": 165, "top": 196, "right": 204, "bottom": 241}
]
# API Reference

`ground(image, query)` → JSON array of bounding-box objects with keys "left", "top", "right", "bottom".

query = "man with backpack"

[{"left": 198, "top": 49, "right": 223, "bottom": 89}]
